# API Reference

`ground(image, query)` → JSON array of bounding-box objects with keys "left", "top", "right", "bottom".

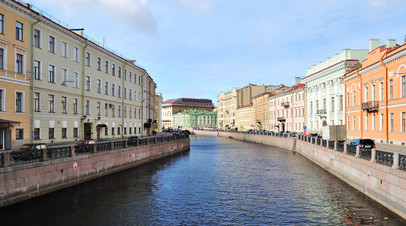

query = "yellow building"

[
  {"left": 0, "top": 1, "right": 31, "bottom": 149},
  {"left": 236, "top": 104, "right": 253, "bottom": 131}
]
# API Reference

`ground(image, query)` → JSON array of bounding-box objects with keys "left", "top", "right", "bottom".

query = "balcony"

[
  {"left": 277, "top": 117, "right": 286, "bottom": 122},
  {"left": 362, "top": 101, "right": 379, "bottom": 112},
  {"left": 281, "top": 102, "right": 290, "bottom": 108},
  {"left": 317, "top": 109, "right": 327, "bottom": 114}
]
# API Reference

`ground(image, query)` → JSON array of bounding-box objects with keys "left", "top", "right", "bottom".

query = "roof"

[
  {"left": 162, "top": 97, "right": 213, "bottom": 105},
  {"left": 251, "top": 85, "right": 285, "bottom": 99}
]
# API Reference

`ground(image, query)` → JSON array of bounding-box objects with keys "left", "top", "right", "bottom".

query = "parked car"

[
  {"left": 75, "top": 140, "right": 96, "bottom": 153},
  {"left": 128, "top": 136, "right": 140, "bottom": 145},
  {"left": 13, "top": 143, "right": 47, "bottom": 160},
  {"left": 350, "top": 139, "right": 376, "bottom": 149}
]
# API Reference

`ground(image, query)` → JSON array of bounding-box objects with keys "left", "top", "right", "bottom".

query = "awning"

[
  {"left": 0, "top": 118, "right": 21, "bottom": 128},
  {"left": 96, "top": 124, "right": 108, "bottom": 128}
]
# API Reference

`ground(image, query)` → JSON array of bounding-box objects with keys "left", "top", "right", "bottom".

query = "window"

[
  {"left": 134, "top": 91, "right": 136, "bottom": 100},
  {"left": 352, "top": 91, "right": 356, "bottom": 106},
  {"left": 86, "top": 76, "right": 91, "bottom": 91},
  {"left": 16, "top": 21, "right": 24, "bottom": 41},
  {"left": 48, "top": 65, "right": 55, "bottom": 83},
  {"left": 86, "top": 100, "right": 90, "bottom": 115},
  {"left": 73, "top": 46, "right": 79, "bottom": 62},
  {"left": 390, "top": 113, "right": 394, "bottom": 132},
  {"left": 73, "top": 128, "right": 79, "bottom": 138},
  {"left": 97, "top": 102, "right": 101, "bottom": 116},
  {"left": 16, "top": 53, "right": 23, "bottom": 74},
  {"left": 49, "top": 128, "right": 55, "bottom": 139},
  {"left": 129, "top": 107, "right": 132, "bottom": 118},
  {"left": 0, "top": 89, "right": 4, "bottom": 112},
  {"left": 61, "top": 41, "right": 68, "bottom": 57},
  {"left": 73, "top": 72, "right": 79, "bottom": 88},
  {"left": 372, "top": 114, "right": 375, "bottom": 131},
  {"left": 402, "top": 76, "right": 406, "bottom": 98},
  {"left": 339, "top": 95, "right": 343, "bottom": 111},
  {"left": 61, "top": 68, "right": 67, "bottom": 85},
  {"left": 34, "top": 128, "right": 40, "bottom": 140},
  {"left": 129, "top": 89, "right": 132, "bottom": 100},
  {"left": 34, "top": 60, "right": 41, "bottom": 80},
  {"left": 118, "top": 127, "right": 121, "bottom": 135},
  {"left": 389, "top": 79, "right": 393, "bottom": 100},
  {"left": 62, "top": 128, "right": 67, "bottom": 138},
  {"left": 0, "top": 48, "right": 3, "bottom": 70},
  {"left": 112, "top": 64, "right": 115, "bottom": 76},
  {"left": 118, "top": 67, "right": 121, "bottom": 78},
  {"left": 111, "top": 127, "right": 115, "bottom": 135},
  {"left": 124, "top": 106, "right": 127, "bottom": 118},
  {"left": 48, "top": 94, "right": 55, "bottom": 112},
  {"left": 139, "top": 109, "right": 141, "bottom": 119},
  {"left": 124, "top": 88, "right": 127, "bottom": 99},
  {"left": 364, "top": 87, "right": 368, "bottom": 102},
  {"left": 380, "top": 114, "right": 383, "bottom": 131},
  {"left": 86, "top": 52, "right": 91, "bottom": 66},
  {"left": 347, "top": 117, "right": 350, "bottom": 130},
  {"left": 34, "top": 92, "right": 40, "bottom": 112},
  {"left": 134, "top": 74, "right": 137, "bottom": 84},
  {"left": 105, "top": 61, "right": 109, "bottom": 73},
  {"left": 62, "top": 96, "right": 67, "bottom": 113},
  {"left": 105, "top": 127, "right": 108, "bottom": 136},
  {"left": 16, "top": 129, "right": 23, "bottom": 140},
  {"left": 118, "top": 105, "right": 121, "bottom": 118},
  {"left": 365, "top": 115, "right": 368, "bottom": 131},
  {"left": 97, "top": 57, "right": 101, "bottom": 70},
  {"left": 134, "top": 108, "right": 137, "bottom": 118},
  {"left": 124, "top": 69, "right": 127, "bottom": 80},
  {"left": 352, "top": 116, "right": 355, "bottom": 130},
  {"left": 97, "top": 79, "right": 101, "bottom": 93},
  {"left": 118, "top": 86, "right": 121, "bottom": 98},
  {"left": 34, "top": 29, "right": 41, "bottom": 48},
  {"left": 105, "top": 82, "right": 109, "bottom": 95},
  {"left": 105, "top": 103, "right": 108, "bottom": 116},
  {"left": 111, "top": 84, "right": 115, "bottom": 96},
  {"left": 0, "top": 14, "right": 4, "bottom": 34},
  {"left": 129, "top": 72, "right": 132, "bottom": 82},
  {"left": 402, "top": 112, "right": 406, "bottom": 132},
  {"left": 331, "top": 97, "right": 334, "bottom": 112},
  {"left": 139, "top": 76, "right": 141, "bottom": 85},
  {"left": 112, "top": 105, "right": 115, "bottom": 117},
  {"left": 49, "top": 36, "right": 55, "bottom": 53},
  {"left": 15, "top": 92, "right": 23, "bottom": 112}
]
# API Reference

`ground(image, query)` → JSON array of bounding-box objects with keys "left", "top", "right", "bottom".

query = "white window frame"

[
  {"left": 61, "top": 41, "right": 68, "bottom": 58},
  {"left": 15, "top": 52, "right": 24, "bottom": 74},
  {"left": 73, "top": 46, "right": 79, "bottom": 62},
  {"left": 48, "top": 35, "right": 56, "bottom": 53},
  {"left": 33, "top": 28, "right": 42, "bottom": 48},
  {"left": 73, "top": 72, "right": 79, "bottom": 88},
  {"left": 48, "top": 64, "right": 55, "bottom": 83},
  {"left": 85, "top": 52, "right": 91, "bottom": 66},
  {"left": 85, "top": 76, "right": 91, "bottom": 91},
  {"left": 61, "top": 68, "right": 68, "bottom": 85},
  {"left": 34, "top": 59, "right": 41, "bottom": 80}
]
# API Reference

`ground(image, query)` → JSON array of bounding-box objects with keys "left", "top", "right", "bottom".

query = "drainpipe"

[
  {"left": 81, "top": 41, "right": 89, "bottom": 139},
  {"left": 29, "top": 16, "right": 42, "bottom": 142},
  {"left": 379, "top": 55, "right": 389, "bottom": 143},
  {"left": 340, "top": 75, "right": 346, "bottom": 136},
  {"left": 356, "top": 69, "right": 363, "bottom": 138}
]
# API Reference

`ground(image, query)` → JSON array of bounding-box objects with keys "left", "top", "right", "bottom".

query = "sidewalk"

[{"left": 375, "top": 143, "right": 406, "bottom": 155}]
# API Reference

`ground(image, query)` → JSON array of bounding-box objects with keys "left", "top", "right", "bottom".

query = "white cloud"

[
  {"left": 33, "top": 0, "right": 157, "bottom": 35},
  {"left": 179, "top": 0, "right": 214, "bottom": 12}
]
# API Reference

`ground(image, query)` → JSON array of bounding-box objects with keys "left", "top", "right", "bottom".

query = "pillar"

[
  {"left": 370, "top": 148, "right": 376, "bottom": 163},
  {"left": 355, "top": 146, "right": 360, "bottom": 158},
  {"left": 393, "top": 152, "right": 399, "bottom": 169}
]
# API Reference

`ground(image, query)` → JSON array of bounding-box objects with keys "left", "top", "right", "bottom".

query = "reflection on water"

[{"left": 0, "top": 136, "right": 405, "bottom": 225}]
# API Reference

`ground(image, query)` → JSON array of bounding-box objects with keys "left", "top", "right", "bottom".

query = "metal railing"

[
  {"left": 400, "top": 154, "right": 406, "bottom": 171},
  {"left": 347, "top": 144, "right": 356, "bottom": 156},
  {"left": 360, "top": 147, "right": 372, "bottom": 160},
  {"left": 317, "top": 109, "right": 327, "bottom": 114},
  {"left": 336, "top": 142, "right": 344, "bottom": 152},
  {"left": 317, "top": 138, "right": 321, "bottom": 145},
  {"left": 362, "top": 101, "right": 379, "bottom": 111},
  {"left": 328, "top": 141, "right": 335, "bottom": 149},
  {"left": 376, "top": 150, "right": 394, "bottom": 166},
  {"left": 1, "top": 134, "right": 188, "bottom": 168},
  {"left": 322, "top": 139, "right": 327, "bottom": 147}
]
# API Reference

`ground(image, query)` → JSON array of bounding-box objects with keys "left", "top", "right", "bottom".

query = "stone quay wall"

[
  {"left": 0, "top": 139, "right": 190, "bottom": 208},
  {"left": 194, "top": 130, "right": 406, "bottom": 219}
]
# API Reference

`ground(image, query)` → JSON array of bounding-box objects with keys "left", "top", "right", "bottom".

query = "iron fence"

[
  {"left": 376, "top": 150, "right": 394, "bottom": 167},
  {"left": 312, "top": 138, "right": 316, "bottom": 144},
  {"left": 97, "top": 141, "right": 112, "bottom": 152},
  {"left": 400, "top": 154, "right": 406, "bottom": 171},
  {"left": 47, "top": 146, "right": 72, "bottom": 160},
  {"left": 10, "top": 149, "right": 43, "bottom": 166},
  {"left": 322, "top": 139, "right": 327, "bottom": 147},
  {"left": 0, "top": 152, "right": 3, "bottom": 167},
  {"left": 327, "top": 141, "right": 334, "bottom": 149},
  {"left": 359, "top": 147, "right": 372, "bottom": 160},
  {"left": 317, "top": 138, "right": 321, "bottom": 145},
  {"left": 347, "top": 144, "right": 357, "bottom": 156},
  {"left": 336, "top": 142, "right": 344, "bottom": 152},
  {"left": 75, "top": 144, "right": 94, "bottom": 156}
]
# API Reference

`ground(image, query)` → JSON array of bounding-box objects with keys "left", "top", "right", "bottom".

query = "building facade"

[
  {"left": 162, "top": 98, "right": 214, "bottom": 128},
  {"left": 155, "top": 93, "right": 163, "bottom": 132},
  {"left": 268, "top": 84, "right": 305, "bottom": 133},
  {"left": 0, "top": 0, "right": 30, "bottom": 149},
  {"left": 217, "top": 84, "right": 275, "bottom": 130},
  {"left": 172, "top": 110, "right": 217, "bottom": 129},
  {"left": 344, "top": 39, "right": 406, "bottom": 145},
  {"left": 302, "top": 49, "right": 369, "bottom": 134},
  {"left": 236, "top": 104, "right": 253, "bottom": 131}
]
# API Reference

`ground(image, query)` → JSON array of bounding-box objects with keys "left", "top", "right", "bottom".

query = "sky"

[{"left": 28, "top": 0, "right": 406, "bottom": 105}]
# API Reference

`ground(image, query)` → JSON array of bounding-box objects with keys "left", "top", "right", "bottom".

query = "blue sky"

[{"left": 30, "top": 0, "right": 406, "bottom": 105}]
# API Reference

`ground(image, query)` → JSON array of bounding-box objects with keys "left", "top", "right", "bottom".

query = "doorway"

[{"left": 84, "top": 123, "right": 92, "bottom": 140}]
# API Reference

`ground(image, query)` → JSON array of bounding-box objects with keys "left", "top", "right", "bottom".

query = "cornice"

[{"left": 302, "top": 60, "right": 347, "bottom": 83}]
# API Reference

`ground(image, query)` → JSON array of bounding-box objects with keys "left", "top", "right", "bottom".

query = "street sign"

[
  {"left": 73, "top": 161, "right": 78, "bottom": 170},
  {"left": 303, "top": 126, "right": 307, "bottom": 130}
]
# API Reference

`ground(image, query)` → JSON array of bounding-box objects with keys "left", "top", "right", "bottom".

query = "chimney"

[
  {"left": 71, "top": 28, "right": 84, "bottom": 36},
  {"left": 386, "top": 39, "right": 396, "bottom": 48},
  {"left": 369, "top": 39, "right": 380, "bottom": 51},
  {"left": 295, "top": 77, "right": 301, "bottom": 85}
]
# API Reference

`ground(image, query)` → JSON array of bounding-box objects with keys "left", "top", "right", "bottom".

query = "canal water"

[{"left": 1, "top": 136, "right": 405, "bottom": 225}]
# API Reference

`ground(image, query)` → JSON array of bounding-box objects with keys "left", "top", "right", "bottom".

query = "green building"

[{"left": 173, "top": 110, "right": 217, "bottom": 129}]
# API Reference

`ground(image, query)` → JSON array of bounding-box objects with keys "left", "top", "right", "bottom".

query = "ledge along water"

[{"left": 0, "top": 135, "right": 405, "bottom": 225}]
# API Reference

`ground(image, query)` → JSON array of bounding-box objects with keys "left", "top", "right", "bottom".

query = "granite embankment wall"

[
  {"left": 194, "top": 130, "right": 406, "bottom": 219},
  {"left": 0, "top": 139, "right": 190, "bottom": 207}
]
